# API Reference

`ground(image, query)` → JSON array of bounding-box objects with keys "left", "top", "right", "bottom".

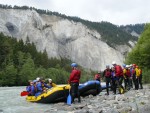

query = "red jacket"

[
  {"left": 69, "top": 69, "right": 81, "bottom": 83},
  {"left": 103, "top": 69, "right": 111, "bottom": 77},
  {"left": 115, "top": 65, "right": 123, "bottom": 77},
  {"left": 126, "top": 69, "right": 131, "bottom": 77}
]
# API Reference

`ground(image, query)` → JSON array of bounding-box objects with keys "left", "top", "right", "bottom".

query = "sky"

[{"left": 0, "top": 0, "right": 150, "bottom": 25}]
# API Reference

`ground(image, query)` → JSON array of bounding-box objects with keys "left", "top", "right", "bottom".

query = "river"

[
  {"left": 0, "top": 83, "right": 107, "bottom": 113},
  {"left": 0, "top": 87, "right": 54, "bottom": 113}
]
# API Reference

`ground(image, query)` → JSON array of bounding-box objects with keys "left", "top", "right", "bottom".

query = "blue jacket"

[
  {"left": 111, "top": 71, "right": 119, "bottom": 81},
  {"left": 30, "top": 85, "right": 37, "bottom": 96},
  {"left": 26, "top": 86, "right": 31, "bottom": 92},
  {"left": 35, "top": 82, "right": 51, "bottom": 96}
]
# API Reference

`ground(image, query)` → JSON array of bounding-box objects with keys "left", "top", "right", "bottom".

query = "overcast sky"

[{"left": 0, "top": 0, "right": 150, "bottom": 25}]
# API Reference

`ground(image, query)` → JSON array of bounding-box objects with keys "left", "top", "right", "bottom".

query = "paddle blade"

[
  {"left": 20, "top": 91, "right": 29, "bottom": 96},
  {"left": 67, "top": 94, "right": 72, "bottom": 105}
]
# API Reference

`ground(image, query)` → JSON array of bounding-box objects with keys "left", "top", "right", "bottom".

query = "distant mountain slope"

[
  {"left": 0, "top": 4, "right": 145, "bottom": 70},
  {"left": 0, "top": 4, "right": 140, "bottom": 47},
  {"left": 120, "top": 24, "right": 145, "bottom": 37}
]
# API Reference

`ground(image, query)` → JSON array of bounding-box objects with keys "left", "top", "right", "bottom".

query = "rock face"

[{"left": 0, "top": 9, "right": 134, "bottom": 70}]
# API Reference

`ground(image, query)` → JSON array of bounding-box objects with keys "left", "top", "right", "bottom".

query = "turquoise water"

[{"left": 0, "top": 87, "right": 53, "bottom": 113}]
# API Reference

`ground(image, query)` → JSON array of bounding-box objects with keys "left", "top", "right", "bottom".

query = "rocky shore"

[{"left": 46, "top": 84, "right": 150, "bottom": 113}]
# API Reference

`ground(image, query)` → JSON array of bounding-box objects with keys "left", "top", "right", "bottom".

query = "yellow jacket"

[
  {"left": 123, "top": 68, "right": 127, "bottom": 79},
  {"left": 135, "top": 68, "right": 140, "bottom": 77}
]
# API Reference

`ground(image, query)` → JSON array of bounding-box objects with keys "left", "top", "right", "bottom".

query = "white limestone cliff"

[{"left": 0, "top": 9, "right": 135, "bottom": 70}]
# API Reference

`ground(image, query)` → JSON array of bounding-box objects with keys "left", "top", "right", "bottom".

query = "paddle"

[
  {"left": 67, "top": 86, "right": 72, "bottom": 105},
  {"left": 20, "top": 91, "right": 29, "bottom": 96}
]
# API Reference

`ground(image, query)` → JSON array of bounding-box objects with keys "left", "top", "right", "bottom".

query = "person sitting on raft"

[
  {"left": 47, "top": 79, "right": 57, "bottom": 87},
  {"left": 26, "top": 80, "right": 37, "bottom": 96},
  {"left": 35, "top": 77, "right": 51, "bottom": 96},
  {"left": 26, "top": 80, "right": 33, "bottom": 96}
]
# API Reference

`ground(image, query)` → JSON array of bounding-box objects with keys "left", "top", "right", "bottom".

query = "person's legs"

[
  {"left": 124, "top": 78, "right": 127, "bottom": 90},
  {"left": 135, "top": 78, "right": 139, "bottom": 90},
  {"left": 139, "top": 75, "right": 143, "bottom": 89},
  {"left": 127, "top": 78, "right": 130, "bottom": 90},
  {"left": 112, "top": 80, "right": 116, "bottom": 94},
  {"left": 106, "top": 78, "right": 110, "bottom": 95},
  {"left": 75, "top": 83, "right": 80, "bottom": 102},
  {"left": 70, "top": 83, "right": 76, "bottom": 103},
  {"left": 71, "top": 83, "right": 80, "bottom": 103}
]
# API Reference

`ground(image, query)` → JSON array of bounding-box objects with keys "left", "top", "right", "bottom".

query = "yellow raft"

[{"left": 26, "top": 85, "right": 70, "bottom": 103}]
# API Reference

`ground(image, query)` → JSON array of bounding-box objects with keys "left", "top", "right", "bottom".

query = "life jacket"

[
  {"left": 135, "top": 68, "right": 140, "bottom": 77},
  {"left": 104, "top": 69, "right": 111, "bottom": 77},
  {"left": 69, "top": 69, "right": 81, "bottom": 83},
  {"left": 26, "top": 86, "right": 31, "bottom": 92},
  {"left": 115, "top": 65, "right": 123, "bottom": 77},
  {"left": 123, "top": 68, "right": 126, "bottom": 75},
  {"left": 30, "top": 85, "right": 37, "bottom": 95},
  {"left": 139, "top": 69, "right": 142, "bottom": 75},
  {"left": 132, "top": 69, "right": 135, "bottom": 75},
  {"left": 126, "top": 69, "right": 131, "bottom": 77}
]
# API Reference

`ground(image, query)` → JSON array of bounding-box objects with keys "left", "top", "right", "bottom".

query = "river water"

[
  {"left": 0, "top": 83, "right": 107, "bottom": 113},
  {"left": 0, "top": 87, "right": 54, "bottom": 113}
]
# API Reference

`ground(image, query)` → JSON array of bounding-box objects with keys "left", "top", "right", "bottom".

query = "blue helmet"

[
  {"left": 122, "top": 64, "right": 126, "bottom": 67},
  {"left": 71, "top": 63, "right": 77, "bottom": 67},
  {"left": 33, "top": 80, "right": 37, "bottom": 83}
]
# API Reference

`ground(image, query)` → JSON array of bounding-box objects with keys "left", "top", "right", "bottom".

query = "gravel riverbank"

[{"left": 47, "top": 84, "right": 150, "bottom": 113}]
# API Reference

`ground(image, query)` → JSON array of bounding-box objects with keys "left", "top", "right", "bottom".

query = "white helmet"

[
  {"left": 112, "top": 61, "right": 116, "bottom": 65},
  {"left": 36, "top": 77, "right": 40, "bottom": 81},
  {"left": 48, "top": 79, "right": 52, "bottom": 82},
  {"left": 126, "top": 65, "right": 130, "bottom": 68}
]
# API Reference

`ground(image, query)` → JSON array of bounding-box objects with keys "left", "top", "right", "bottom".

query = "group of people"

[
  {"left": 25, "top": 61, "right": 143, "bottom": 104},
  {"left": 26, "top": 77, "right": 56, "bottom": 96},
  {"left": 94, "top": 61, "right": 143, "bottom": 95}
]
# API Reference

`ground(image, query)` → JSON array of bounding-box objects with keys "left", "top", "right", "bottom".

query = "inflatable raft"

[
  {"left": 26, "top": 85, "right": 70, "bottom": 103},
  {"left": 79, "top": 80, "right": 101, "bottom": 96},
  {"left": 26, "top": 80, "right": 101, "bottom": 103}
]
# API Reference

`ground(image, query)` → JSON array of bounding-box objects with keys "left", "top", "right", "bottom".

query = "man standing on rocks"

[
  {"left": 68, "top": 63, "right": 81, "bottom": 103},
  {"left": 135, "top": 66, "right": 140, "bottom": 90},
  {"left": 139, "top": 67, "right": 143, "bottom": 89},
  {"left": 112, "top": 61, "right": 124, "bottom": 94},
  {"left": 103, "top": 65, "right": 112, "bottom": 95}
]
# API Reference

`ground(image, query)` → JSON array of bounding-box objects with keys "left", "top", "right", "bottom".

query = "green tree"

[
  {"left": 125, "top": 23, "right": 150, "bottom": 83},
  {"left": 18, "top": 57, "right": 35, "bottom": 85},
  {"left": 3, "top": 63, "right": 17, "bottom": 86}
]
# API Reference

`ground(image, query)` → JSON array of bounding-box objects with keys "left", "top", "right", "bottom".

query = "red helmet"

[{"left": 132, "top": 64, "right": 136, "bottom": 67}]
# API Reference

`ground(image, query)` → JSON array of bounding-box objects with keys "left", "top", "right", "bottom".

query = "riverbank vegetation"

[
  {"left": 0, "top": 33, "right": 93, "bottom": 86},
  {"left": 125, "top": 23, "right": 150, "bottom": 83}
]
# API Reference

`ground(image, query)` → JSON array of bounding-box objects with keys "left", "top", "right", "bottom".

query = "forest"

[{"left": 0, "top": 33, "right": 93, "bottom": 86}]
